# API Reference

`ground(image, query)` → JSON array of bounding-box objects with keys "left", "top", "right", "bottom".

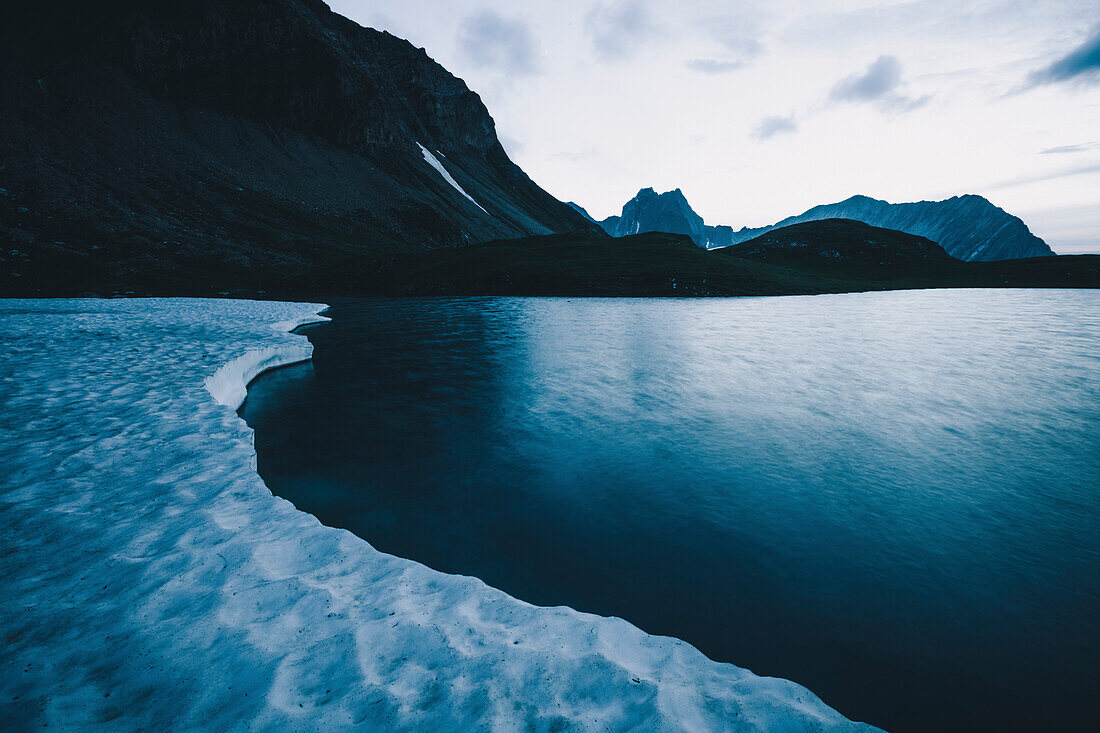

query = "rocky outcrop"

[{"left": 600, "top": 188, "right": 728, "bottom": 247}]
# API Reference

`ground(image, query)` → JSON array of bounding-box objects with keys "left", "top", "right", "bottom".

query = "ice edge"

[
  {"left": 204, "top": 310, "right": 331, "bottom": 410},
  {"left": 186, "top": 299, "right": 880, "bottom": 732}
]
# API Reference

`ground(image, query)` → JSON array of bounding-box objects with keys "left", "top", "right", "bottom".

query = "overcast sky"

[{"left": 331, "top": 0, "right": 1100, "bottom": 253}]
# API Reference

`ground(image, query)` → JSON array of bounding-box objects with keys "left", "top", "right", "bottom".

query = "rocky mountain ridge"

[
  {"left": 594, "top": 188, "right": 1054, "bottom": 261},
  {"left": 736, "top": 194, "right": 1053, "bottom": 261}
]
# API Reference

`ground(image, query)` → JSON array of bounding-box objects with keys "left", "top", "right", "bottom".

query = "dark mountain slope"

[
  {"left": 0, "top": 0, "right": 595, "bottom": 295},
  {"left": 566, "top": 202, "right": 598, "bottom": 223}
]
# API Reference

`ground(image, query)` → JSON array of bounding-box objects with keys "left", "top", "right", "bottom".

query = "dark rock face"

[
  {"left": 115, "top": 0, "right": 497, "bottom": 153},
  {"left": 730, "top": 194, "right": 1053, "bottom": 261},
  {"left": 0, "top": 0, "right": 594, "bottom": 295},
  {"left": 600, "top": 188, "right": 731, "bottom": 248},
  {"left": 604, "top": 188, "right": 703, "bottom": 241},
  {"left": 595, "top": 188, "right": 1053, "bottom": 261}
]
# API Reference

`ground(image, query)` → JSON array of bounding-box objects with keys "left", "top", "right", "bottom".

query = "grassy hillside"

[
  {"left": 720, "top": 219, "right": 951, "bottom": 275},
  {"left": 722, "top": 219, "right": 1099, "bottom": 290},
  {"left": 364, "top": 224, "right": 1099, "bottom": 297},
  {"left": 364, "top": 231, "right": 869, "bottom": 297}
]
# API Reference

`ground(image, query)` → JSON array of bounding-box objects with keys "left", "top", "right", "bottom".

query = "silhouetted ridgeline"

[{"left": 365, "top": 223, "right": 1099, "bottom": 297}]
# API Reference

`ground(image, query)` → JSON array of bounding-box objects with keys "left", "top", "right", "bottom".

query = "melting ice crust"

[{"left": 0, "top": 298, "right": 880, "bottom": 731}]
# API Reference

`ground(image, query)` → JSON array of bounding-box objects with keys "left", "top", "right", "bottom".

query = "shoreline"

[
  {"left": 0, "top": 297, "right": 879, "bottom": 731},
  {"left": 205, "top": 310, "right": 332, "bottom": 411}
]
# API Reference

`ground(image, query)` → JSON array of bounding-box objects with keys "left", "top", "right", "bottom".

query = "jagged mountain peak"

[
  {"left": 607, "top": 187, "right": 708, "bottom": 244},
  {"left": 630, "top": 187, "right": 687, "bottom": 202}
]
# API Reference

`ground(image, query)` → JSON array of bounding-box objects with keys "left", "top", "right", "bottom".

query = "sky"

[{"left": 331, "top": 0, "right": 1100, "bottom": 253}]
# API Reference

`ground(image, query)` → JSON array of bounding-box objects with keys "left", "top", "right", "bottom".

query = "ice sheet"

[{"left": 0, "top": 298, "right": 878, "bottom": 731}]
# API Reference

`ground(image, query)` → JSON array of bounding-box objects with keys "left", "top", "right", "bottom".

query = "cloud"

[
  {"left": 550, "top": 150, "right": 597, "bottom": 162},
  {"left": 986, "top": 162, "right": 1100, "bottom": 190},
  {"left": 683, "top": 9, "right": 766, "bottom": 74},
  {"left": 702, "top": 13, "right": 765, "bottom": 62},
  {"left": 753, "top": 115, "right": 797, "bottom": 140},
  {"left": 828, "top": 55, "right": 930, "bottom": 112},
  {"left": 829, "top": 55, "right": 902, "bottom": 102},
  {"left": 882, "top": 93, "right": 932, "bottom": 113},
  {"left": 685, "top": 58, "right": 747, "bottom": 74},
  {"left": 1040, "top": 144, "right": 1091, "bottom": 155},
  {"left": 457, "top": 11, "right": 539, "bottom": 76},
  {"left": 757, "top": 54, "right": 926, "bottom": 139},
  {"left": 585, "top": 0, "right": 654, "bottom": 60},
  {"left": 1027, "top": 27, "right": 1100, "bottom": 87}
]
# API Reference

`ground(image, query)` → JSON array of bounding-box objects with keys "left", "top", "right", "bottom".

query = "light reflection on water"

[{"left": 241, "top": 290, "right": 1100, "bottom": 732}]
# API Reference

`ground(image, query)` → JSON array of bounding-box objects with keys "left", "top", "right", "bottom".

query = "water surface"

[{"left": 241, "top": 290, "right": 1100, "bottom": 732}]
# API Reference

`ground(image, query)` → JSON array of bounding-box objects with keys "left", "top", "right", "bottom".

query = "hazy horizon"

[{"left": 331, "top": 0, "right": 1100, "bottom": 254}]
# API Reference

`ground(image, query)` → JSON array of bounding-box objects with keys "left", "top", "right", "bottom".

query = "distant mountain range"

[
  {"left": 0, "top": 0, "right": 594, "bottom": 295},
  {"left": 582, "top": 189, "right": 1054, "bottom": 261}
]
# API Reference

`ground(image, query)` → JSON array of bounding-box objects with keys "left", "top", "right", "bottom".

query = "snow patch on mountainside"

[
  {"left": 417, "top": 142, "right": 490, "bottom": 215},
  {"left": 0, "top": 298, "right": 879, "bottom": 731}
]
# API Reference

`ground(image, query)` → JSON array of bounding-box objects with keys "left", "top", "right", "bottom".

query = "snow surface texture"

[
  {"left": 416, "top": 141, "right": 491, "bottom": 215},
  {"left": 0, "top": 298, "right": 879, "bottom": 732}
]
